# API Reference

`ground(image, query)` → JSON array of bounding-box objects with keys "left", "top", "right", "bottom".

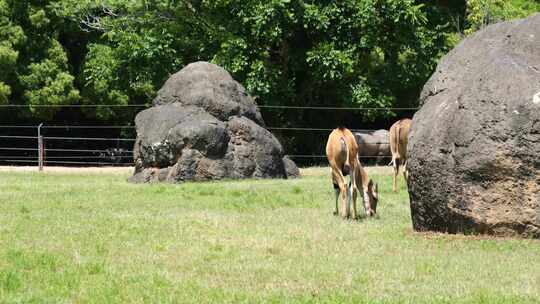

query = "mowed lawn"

[{"left": 0, "top": 167, "right": 539, "bottom": 303}]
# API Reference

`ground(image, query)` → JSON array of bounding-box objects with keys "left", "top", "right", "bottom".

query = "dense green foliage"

[
  {"left": 465, "top": 0, "right": 540, "bottom": 34},
  {"left": 0, "top": 1, "right": 537, "bottom": 157}
]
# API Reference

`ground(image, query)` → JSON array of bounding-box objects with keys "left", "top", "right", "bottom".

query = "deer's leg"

[
  {"left": 351, "top": 179, "right": 358, "bottom": 220},
  {"left": 350, "top": 170, "right": 358, "bottom": 220},
  {"left": 330, "top": 164, "right": 347, "bottom": 218},
  {"left": 338, "top": 178, "right": 348, "bottom": 219},
  {"left": 363, "top": 189, "right": 371, "bottom": 217},
  {"left": 392, "top": 157, "right": 400, "bottom": 192},
  {"left": 333, "top": 183, "right": 339, "bottom": 216},
  {"left": 332, "top": 170, "right": 348, "bottom": 219}
]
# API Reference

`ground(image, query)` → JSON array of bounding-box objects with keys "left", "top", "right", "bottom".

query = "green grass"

[{"left": 0, "top": 167, "right": 539, "bottom": 303}]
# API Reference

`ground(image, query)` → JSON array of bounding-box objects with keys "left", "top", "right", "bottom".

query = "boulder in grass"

[
  {"left": 407, "top": 14, "right": 540, "bottom": 238},
  {"left": 129, "top": 62, "right": 299, "bottom": 183}
]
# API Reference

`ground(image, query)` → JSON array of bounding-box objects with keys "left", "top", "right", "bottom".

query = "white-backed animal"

[{"left": 353, "top": 129, "right": 391, "bottom": 165}]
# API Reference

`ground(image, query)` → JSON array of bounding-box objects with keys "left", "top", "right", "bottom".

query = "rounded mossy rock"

[
  {"left": 407, "top": 13, "right": 540, "bottom": 238},
  {"left": 129, "top": 62, "right": 299, "bottom": 183}
]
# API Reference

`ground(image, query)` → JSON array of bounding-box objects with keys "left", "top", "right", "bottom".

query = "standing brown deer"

[
  {"left": 389, "top": 118, "right": 412, "bottom": 192},
  {"left": 326, "top": 127, "right": 379, "bottom": 218}
]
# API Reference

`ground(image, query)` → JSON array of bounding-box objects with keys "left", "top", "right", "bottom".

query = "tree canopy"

[{"left": 0, "top": 0, "right": 537, "bottom": 158}]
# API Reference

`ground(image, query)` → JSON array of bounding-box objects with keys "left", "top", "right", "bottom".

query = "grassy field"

[{"left": 0, "top": 166, "right": 539, "bottom": 303}]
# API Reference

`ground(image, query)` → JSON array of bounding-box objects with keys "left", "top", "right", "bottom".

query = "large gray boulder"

[
  {"left": 407, "top": 14, "right": 540, "bottom": 238},
  {"left": 153, "top": 61, "right": 264, "bottom": 126},
  {"left": 129, "top": 62, "right": 299, "bottom": 183}
]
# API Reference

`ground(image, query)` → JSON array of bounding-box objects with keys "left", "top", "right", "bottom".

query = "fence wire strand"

[
  {"left": 1, "top": 124, "right": 390, "bottom": 134},
  {"left": 0, "top": 135, "right": 38, "bottom": 139},
  {"left": 0, "top": 147, "right": 38, "bottom": 151},
  {"left": 45, "top": 148, "right": 133, "bottom": 153},
  {"left": 44, "top": 136, "right": 136, "bottom": 142}
]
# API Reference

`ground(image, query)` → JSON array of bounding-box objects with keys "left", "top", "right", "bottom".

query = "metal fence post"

[{"left": 38, "top": 123, "right": 43, "bottom": 171}]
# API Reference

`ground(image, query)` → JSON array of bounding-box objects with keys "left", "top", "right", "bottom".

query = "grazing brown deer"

[
  {"left": 389, "top": 118, "right": 412, "bottom": 192},
  {"left": 353, "top": 161, "right": 379, "bottom": 217},
  {"left": 326, "top": 127, "right": 379, "bottom": 218}
]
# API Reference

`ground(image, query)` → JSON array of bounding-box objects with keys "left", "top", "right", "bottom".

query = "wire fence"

[
  {"left": 0, "top": 127, "right": 393, "bottom": 168},
  {"left": 0, "top": 125, "right": 388, "bottom": 133},
  {"left": 0, "top": 130, "right": 136, "bottom": 167},
  {"left": 0, "top": 104, "right": 412, "bottom": 168}
]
